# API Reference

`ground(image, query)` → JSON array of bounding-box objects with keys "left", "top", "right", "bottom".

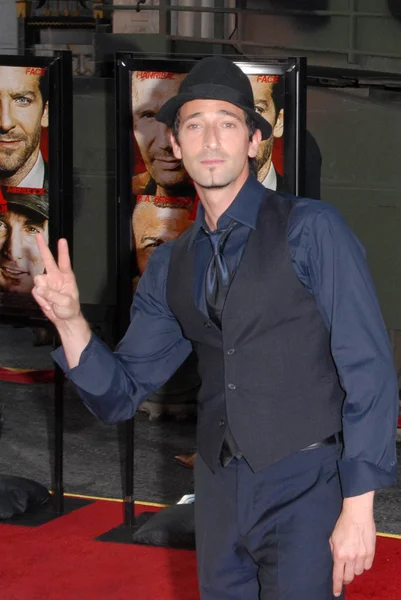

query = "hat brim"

[
  {"left": 156, "top": 88, "right": 272, "bottom": 140},
  {"left": 7, "top": 200, "right": 48, "bottom": 220}
]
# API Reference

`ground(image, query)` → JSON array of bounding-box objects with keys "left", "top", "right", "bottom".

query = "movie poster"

[
  {"left": 130, "top": 68, "right": 286, "bottom": 282},
  {"left": 0, "top": 64, "right": 49, "bottom": 315}
]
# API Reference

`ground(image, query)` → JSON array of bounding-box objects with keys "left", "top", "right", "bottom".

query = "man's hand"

[
  {"left": 32, "top": 233, "right": 91, "bottom": 368},
  {"left": 330, "top": 491, "right": 376, "bottom": 597},
  {"left": 32, "top": 234, "right": 81, "bottom": 325}
]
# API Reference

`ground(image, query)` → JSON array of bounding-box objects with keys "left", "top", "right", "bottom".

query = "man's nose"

[
  {"left": 203, "top": 124, "right": 220, "bottom": 150},
  {"left": 155, "top": 123, "right": 172, "bottom": 150},
  {"left": 3, "top": 231, "right": 23, "bottom": 261},
  {"left": 0, "top": 102, "right": 15, "bottom": 133}
]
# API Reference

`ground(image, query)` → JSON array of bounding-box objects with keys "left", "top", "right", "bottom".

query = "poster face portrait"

[
  {"left": 248, "top": 74, "right": 285, "bottom": 191},
  {"left": 0, "top": 64, "right": 49, "bottom": 314},
  {"left": 131, "top": 71, "right": 195, "bottom": 199},
  {"left": 0, "top": 186, "right": 48, "bottom": 296},
  {"left": 131, "top": 70, "right": 197, "bottom": 277},
  {"left": 132, "top": 195, "right": 195, "bottom": 275},
  {"left": 0, "top": 66, "right": 49, "bottom": 190}
]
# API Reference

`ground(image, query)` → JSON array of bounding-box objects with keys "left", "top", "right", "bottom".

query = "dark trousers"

[{"left": 194, "top": 442, "right": 344, "bottom": 600}]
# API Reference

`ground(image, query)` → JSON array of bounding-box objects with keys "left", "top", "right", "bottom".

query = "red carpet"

[
  {"left": 0, "top": 366, "right": 55, "bottom": 383},
  {"left": 0, "top": 498, "right": 400, "bottom": 599}
]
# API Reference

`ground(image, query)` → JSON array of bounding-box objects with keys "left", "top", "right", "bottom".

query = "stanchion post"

[
  {"left": 124, "top": 418, "right": 135, "bottom": 527},
  {"left": 53, "top": 361, "right": 65, "bottom": 514}
]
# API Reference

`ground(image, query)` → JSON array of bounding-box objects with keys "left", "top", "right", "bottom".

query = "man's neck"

[{"left": 196, "top": 171, "right": 248, "bottom": 231}]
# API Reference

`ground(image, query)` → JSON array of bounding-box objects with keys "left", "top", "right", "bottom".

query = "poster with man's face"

[
  {"left": 130, "top": 67, "right": 286, "bottom": 280},
  {"left": 0, "top": 64, "right": 49, "bottom": 314}
]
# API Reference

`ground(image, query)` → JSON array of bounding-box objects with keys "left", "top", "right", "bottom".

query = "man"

[
  {"left": 32, "top": 57, "right": 397, "bottom": 600},
  {"left": 131, "top": 71, "right": 195, "bottom": 198},
  {"left": 0, "top": 66, "right": 48, "bottom": 189},
  {"left": 250, "top": 73, "right": 322, "bottom": 198},
  {"left": 0, "top": 186, "right": 48, "bottom": 295},
  {"left": 249, "top": 74, "right": 284, "bottom": 190},
  {"left": 132, "top": 194, "right": 195, "bottom": 275}
]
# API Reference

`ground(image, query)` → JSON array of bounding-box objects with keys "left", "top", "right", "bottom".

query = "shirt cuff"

[
  {"left": 51, "top": 334, "right": 116, "bottom": 395},
  {"left": 337, "top": 458, "right": 397, "bottom": 497}
]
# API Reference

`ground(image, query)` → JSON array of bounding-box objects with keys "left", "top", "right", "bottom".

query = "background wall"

[
  {"left": 0, "top": 0, "right": 18, "bottom": 54},
  {"left": 308, "top": 86, "right": 401, "bottom": 329}
]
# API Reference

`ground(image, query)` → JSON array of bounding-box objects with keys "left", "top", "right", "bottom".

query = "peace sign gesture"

[{"left": 32, "top": 234, "right": 81, "bottom": 326}]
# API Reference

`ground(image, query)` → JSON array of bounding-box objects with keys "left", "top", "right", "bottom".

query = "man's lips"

[
  {"left": 0, "top": 265, "right": 28, "bottom": 277},
  {"left": 200, "top": 159, "right": 225, "bottom": 166},
  {"left": 0, "top": 140, "right": 23, "bottom": 147},
  {"left": 153, "top": 157, "right": 181, "bottom": 169}
]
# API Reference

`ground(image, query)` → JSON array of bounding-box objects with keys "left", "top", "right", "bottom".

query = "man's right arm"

[{"left": 33, "top": 235, "right": 192, "bottom": 424}]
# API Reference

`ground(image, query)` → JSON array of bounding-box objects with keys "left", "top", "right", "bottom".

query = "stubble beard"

[{"left": 0, "top": 128, "right": 41, "bottom": 181}]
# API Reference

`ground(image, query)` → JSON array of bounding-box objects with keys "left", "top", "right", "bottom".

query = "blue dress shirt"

[{"left": 54, "top": 176, "right": 398, "bottom": 498}]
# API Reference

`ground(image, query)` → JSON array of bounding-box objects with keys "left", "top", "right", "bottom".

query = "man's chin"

[{"left": 0, "top": 275, "right": 33, "bottom": 295}]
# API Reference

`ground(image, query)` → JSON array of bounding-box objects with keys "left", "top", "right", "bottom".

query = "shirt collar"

[
  {"left": 18, "top": 152, "right": 45, "bottom": 188},
  {"left": 188, "top": 175, "right": 266, "bottom": 247},
  {"left": 261, "top": 163, "right": 277, "bottom": 191}
]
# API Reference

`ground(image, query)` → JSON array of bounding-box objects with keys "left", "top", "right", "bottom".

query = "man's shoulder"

[
  {"left": 286, "top": 195, "right": 356, "bottom": 251},
  {"left": 284, "top": 194, "right": 346, "bottom": 228}
]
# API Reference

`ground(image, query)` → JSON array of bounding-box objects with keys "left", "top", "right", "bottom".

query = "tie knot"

[{"left": 206, "top": 221, "right": 237, "bottom": 255}]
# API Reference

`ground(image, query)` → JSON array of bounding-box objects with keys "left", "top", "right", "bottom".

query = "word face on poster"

[
  {"left": 0, "top": 53, "right": 72, "bottom": 322},
  {"left": 115, "top": 55, "right": 306, "bottom": 327}
]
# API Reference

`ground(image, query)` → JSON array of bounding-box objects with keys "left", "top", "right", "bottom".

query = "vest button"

[
  {"left": 219, "top": 419, "right": 225, "bottom": 427},
  {"left": 204, "top": 321, "right": 211, "bottom": 328},
  {"left": 228, "top": 383, "right": 236, "bottom": 390},
  {"left": 227, "top": 348, "right": 235, "bottom": 355}
]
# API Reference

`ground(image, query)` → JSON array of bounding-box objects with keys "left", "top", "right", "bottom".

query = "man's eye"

[
  {"left": 223, "top": 122, "right": 235, "bottom": 128},
  {"left": 144, "top": 240, "right": 163, "bottom": 249},
  {"left": 15, "top": 97, "right": 32, "bottom": 105},
  {"left": 25, "top": 225, "right": 40, "bottom": 234},
  {"left": 254, "top": 106, "right": 264, "bottom": 115},
  {"left": 141, "top": 111, "right": 155, "bottom": 119}
]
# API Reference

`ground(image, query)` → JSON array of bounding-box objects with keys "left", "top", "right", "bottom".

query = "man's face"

[
  {"left": 170, "top": 99, "right": 260, "bottom": 191},
  {"left": 249, "top": 77, "right": 284, "bottom": 179},
  {"left": 132, "top": 73, "right": 190, "bottom": 192},
  {"left": 132, "top": 201, "right": 193, "bottom": 274},
  {"left": 0, "top": 67, "right": 48, "bottom": 181},
  {"left": 0, "top": 207, "right": 48, "bottom": 293}
]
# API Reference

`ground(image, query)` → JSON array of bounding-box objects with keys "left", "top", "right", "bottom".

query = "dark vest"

[{"left": 166, "top": 190, "right": 345, "bottom": 473}]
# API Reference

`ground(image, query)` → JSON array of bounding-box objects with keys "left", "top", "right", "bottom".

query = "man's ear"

[
  {"left": 170, "top": 133, "right": 182, "bottom": 160},
  {"left": 248, "top": 128, "right": 262, "bottom": 159},
  {"left": 41, "top": 102, "right": 49, "bottom": 128},
  {"left": 273, "top": 108, "right": 284, "bottom": 139}
]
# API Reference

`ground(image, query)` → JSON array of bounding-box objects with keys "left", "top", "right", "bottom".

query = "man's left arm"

[{"left": 293, "top": 201, "right": 398, "bottom": 596}]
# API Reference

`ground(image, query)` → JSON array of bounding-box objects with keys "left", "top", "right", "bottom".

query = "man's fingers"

[
  {"left": 35, "top": 286, "right": 72, "bottom": 308},
  {"left": 363, "top": 550, "right": 375, "bottom": 571},
  {"left": 343, "top": 561, "right": 356, "bottom": 585},
  {"left": 32, "top": 287, "right": 53, "bottom": 313},
  {"left": 36, "top": 233, "right": 59, "bottom": 274},
  {"left": 57, "top": 238, "right": 73, "bottom": 274},
  {"left": 332, "top": 558, "right": 345, "bottom": 597},
  {"left": 354, "top": 558, "right": 365, "bottom": 576},
  {"left": 34, "top": 274, "right": 48, "bottom": 288}
]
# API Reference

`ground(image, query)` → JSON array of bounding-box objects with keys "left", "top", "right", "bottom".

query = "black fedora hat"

[{"left": 156, "top": 56, "right": 272, "bottom": 140}]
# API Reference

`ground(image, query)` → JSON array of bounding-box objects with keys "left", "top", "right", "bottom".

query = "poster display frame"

[
  {"left": 0, "top": 51, "right": 73, "bottom": 325},
  {"left": 114, "top": 53, "right": 307, "bottom": 530}
]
